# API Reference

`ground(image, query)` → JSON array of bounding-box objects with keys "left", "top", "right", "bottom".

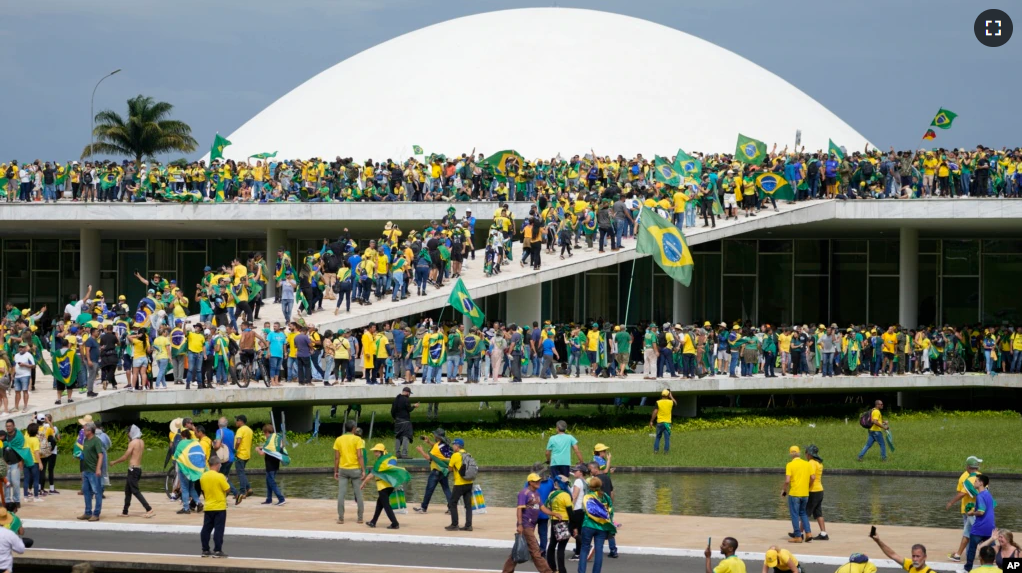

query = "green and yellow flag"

[
  {"left": 263, "top": 432, "right": 290, "bottom": 466},
  {"left": 52, "top": 347, "right": 81, "bottom": 388},
  {"left": 174, "top": 438, "right": 208, "bottom": 482},
  {"left": 209, "top": 134, "right": 232, "bottom": 162},
  {"left": 636, "top": 207, "right": 693, "bottom": 286},
  {"left": 448, "top": 278, "right": 485, "bottom": 328},
  {"left": 735, "top": 134, "right": 767, "bottom": 165},
  {"left": 755, "top": 172, "right": 795, "bottom": 201},
  {"left": 653, "top": 156, "right": 682, "bottom": 186},
  {"left": 674, "top": 149, "right": 702, "bottom": 179},
  {"left": 372, "top": 452, "right": 412, "bottom": 488},
  {"left": 479, "top": 150, "right": 524, "bottom": 179},
  {"left": 828, "top": 139, "right": 845, "bottom": 161},
  {"left": 930, "top": 108, "right": 958, "bottom": 130},
  {"left": 412, "top": 145, "right": 424, "bottom": 155},
  {"left": 248, "top": 152, "right": 277, "bottom": 160}
]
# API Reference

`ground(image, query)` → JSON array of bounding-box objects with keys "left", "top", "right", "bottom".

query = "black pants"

[
  {"left": 790, "top": 351, "right": 803, "bottom": 375},
  {"left": 235, "top": 301, "right": 253, "bottom": 324},
  {"left": 101, "top": 364, "right": 117, "bottom": 388},
  {"left": 530, "top": 243, "right": 541, "bottom": 270},
  {"left": 701, "top": 201, "right": 716, "bottom": 226},
  {"left": 297, "top": 357, "right": 312, "bottom": 384},
  {"left": 200, "top": 510, "right": 226, "bottom": 552},
  {"left": 123, "top": 468, "right": 152, "bottom": 513},
  {"left": 546, "top": 523, "right": 569, "bottom": 573},
  {"left": 570, "top": 509, "right": 584, "bottom": 556},
  {"left": 41, "top": 454, "right": 57, "bottom": 487},
  {"left": 371, "top": 486, "right": 398, "bottom": 526},
  {"left": 448, "top": 484, "right": 473, "bottom": 527}
]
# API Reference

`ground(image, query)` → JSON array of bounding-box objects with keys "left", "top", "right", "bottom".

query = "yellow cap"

[
  {"left": 661, "top": 389, "right": 670, "bottom": 397},
  {"left": 789, "top": 445, "right": 801, "bottom": 454},
  {"left": 119, "top": 295, "right": 126, "bottom": 300},
  {"left": 703, "top": 321, "right": 711, "bottom": 327},
  {"left": 95, "top": 290, "right": 104, "bottom": 297},
  {"left": 527, "top": 473, "right": 542, "bottom": 482},
  {"left": 594, "top": 443, "right": 609, "bottom": 452},
  {"left": 371, "top": 443, "right": 387, "bottom": 453},
  {"left": 765, "top": 549, "right": 779, "bottom": 568},
  {"left": 732, "top": 325, "right": 740, "bottom": 331}
]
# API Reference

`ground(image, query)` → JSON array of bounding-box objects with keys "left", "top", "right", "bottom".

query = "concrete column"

[
  {"left": 676, "top": 395, "right": 697, "bottom": 418},
  {"left": 504, "top": 283, "right": 541, "bottom": 417},
  {"left": 266, "top": 228, "right": 288, "bottom": 299},
  {"left": 899, "top": 228, "right": 918, "bottom": 328},
  {"left": 80, "top": 228, "right": 101, "bottom": 299},
  {"left": 271, "top": 405, "right": 315, "bottom": 433},
  {"left": 673, "top": 283, "right": 693, "bottom": 325}
]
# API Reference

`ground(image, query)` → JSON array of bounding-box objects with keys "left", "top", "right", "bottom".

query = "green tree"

[{"left": 82, "top": 95, "right": 198, "bottom": 165}]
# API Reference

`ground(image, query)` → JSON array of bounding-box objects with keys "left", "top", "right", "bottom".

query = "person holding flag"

[
  {"left": 256, "top": 423, "right": 288, "bottom": 506},
  {"left": 174, "top": 429, "right": 207, "bottom": 515},
  {"left": 359, "top": 443, "right": 411, "bottom": 529}
]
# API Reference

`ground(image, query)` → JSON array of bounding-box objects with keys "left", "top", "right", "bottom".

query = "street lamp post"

[{"left": 88, "top": 69, "right": 121, "bottom": 159}]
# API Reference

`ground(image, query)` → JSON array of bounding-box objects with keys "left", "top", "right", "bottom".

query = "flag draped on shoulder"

[
  {"left": 174, "top": 438, "right": 207, "bottom": 481},
  {"left": 448, "top": 278, "right": 485, "bottom": 328},
  {"left": 635, "top": 207, "right": 693, "bottom": 286},
  {"left": 755, "top": 172, "right": 795, "bottom": 201},
  {"left": 735, "top": 134, "right": 767, "bottom": 165},
  {"left": 653, "top": 156, "right": 682, "bottom": 186},
  {"left": 262, "top": 431, "right": 290, "bottom": 466},
  {"left": 372, "top": 453, "right": 412, "bottom": 488},
  {"left": 426, "top": 333, "right": 447, "bottom": 367},
  {"left": 52, "top": 347, "right": 81, "bottom": 388}
]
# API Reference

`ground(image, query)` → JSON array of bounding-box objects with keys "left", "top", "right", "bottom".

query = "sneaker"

[
  {"left": 608, "top": 552, "right": 618, "bottom": 558},
  {"left": 413, "top": 507, "right": 426, "bottom": 513},
  {"left": 570, "top": 554, "right": 581, "bottom": 561},
  {"left": 260, "top": 500, "right": 272, "bottom": 505},
  {"left": 201, "top": 551, "right": 212, "bottom": 558},
  {"left": 387, "top": 524, "right": 400, "bottom": 530},
  {"left": 444, "top": 525, "right": 460, "bottom": 531},
  {"left": 459, "top": 526, "right": 473, "bottom": 532},
  {"left": 275, "top": 500, "right": 287, "bottom": 506},
  {"left": 212, "top": 551, "right": 228, "bottom": 559},
  {"left": 813, "top": 533, "right": 829, "bottom": 541},
  {"left": 177, "top": 508, "right": 191, "bottom": 514},
  {"left": 948, "top": 554, "right": 962, "bottom": 562}
]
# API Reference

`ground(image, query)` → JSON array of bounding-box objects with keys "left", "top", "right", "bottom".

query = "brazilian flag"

[
  {"left": 262, "top": 432, "right": 290, "bottom": 466},
  {"left": 480, "top": 150, "right": 524, "bottom": 181},
  {"left": 636, "top": 207, "right": 693, "bottom": 286},
  {"left": 930, "top": 108, "right": 957, "bottom": 130},
  {"left": 52, "top": 347, "right": 81, "bottom": 388},
  {"left": 426, "top": 333, "right": 447, "bottom": 368},
  {"left": 209, "top": 133, "right": 232, "bottom": 162},
  {"left": 735, "top": 134, "right": 767, "bottom": 165},
  {"left": 653, "top": 156, "right": 681, "bottom": 186},
  {"left": 674, "top": 149, "right": 702, "bottom": 179},
  {"left": 464, "top": 333, "right": 484, "bottom": 358},
  {"left": 828, "top": 139, "right": 845, "bottom": 161},
  {"left": 448, "top": 278, "right": 485, "bottom": 328},
  {"left": 372, "top": 453, "right": 412, "bottom": 488},
  {"left": 755, "top": 172, "right": 795, "bottom": 201},
  {"left": 249, "top": 151, "right": 277, "bottom": 160},
  {"left": 174, "top": 438, "right": 208, "bottom": 481},
  {"left": 411, "top": 145, "right": 423, "bottom": 155}
]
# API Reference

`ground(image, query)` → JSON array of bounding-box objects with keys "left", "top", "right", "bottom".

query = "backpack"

[
  {"left": 332, "top": 280, "right": 343, "bottom": 294},
  {"left": 4, "top": 166, "right": 14, "bottom": 179},
  {"left": 860, "top": 161, "right": 875, "bottom": 178},
  {"left": 38, "top": 431, "right": 53, "bottom": 459},
  {"left": 458, "top": 452, "right": 479, "bottom": 480},
  {"left": 859, "top": 409, "right": 875, "bottom": 430},
  {"left": 83, "top": 171, "right": 93, "bottom": 184}
]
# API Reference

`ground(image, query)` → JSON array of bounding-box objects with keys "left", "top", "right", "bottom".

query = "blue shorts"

[
  {"left": 13, "top": 377, "right": 30, "bottom": 392},
  {"left": 132, "top": 357, "right": 149, "bottom": 368}
]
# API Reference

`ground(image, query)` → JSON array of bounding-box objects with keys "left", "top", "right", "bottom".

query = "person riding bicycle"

[{"left": 238, "top": 321, "right": 266, "bottom": 368}]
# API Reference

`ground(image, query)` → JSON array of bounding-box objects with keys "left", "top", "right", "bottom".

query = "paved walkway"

[{"left": 23, "top": 492, "right": 962, "bottom": 570}]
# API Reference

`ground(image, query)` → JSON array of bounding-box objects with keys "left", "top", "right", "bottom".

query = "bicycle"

[
  {"left": 236, "top": 352, "right": 269, "bottom": 388},
  {"left": 164, "top": 465, "right": 180, "bottom": 500},
  {"left": 945, "top": 349, "right": 966, "bottom": 375}
]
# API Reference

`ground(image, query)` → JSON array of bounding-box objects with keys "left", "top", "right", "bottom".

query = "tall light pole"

[{"left": 88, "top": 69, "right": 121, "bottom": 159}]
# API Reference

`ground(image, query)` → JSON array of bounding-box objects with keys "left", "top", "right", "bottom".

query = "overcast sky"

[{"left": 2, "top": 0, "right": 1017, "bottom": 161}]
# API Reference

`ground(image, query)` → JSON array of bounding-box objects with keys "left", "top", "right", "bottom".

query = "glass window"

[
  {"left": 4, "top": 240, "right": 29, "bottom": 251},
  {"left": 918, "top": 255, "right": 938, "bottom": 327},
  {"left": 919, "top": 239, "right": 939, "bottom": 254},
  {"left": 179, "top": 239, "right": 207, "bottom": 252},
  {"left": 721, "top": 275, "right": 756, "bottom": 324},
  {"left": 237, "top": 238, "right": 264, "bottom": 265},
  {"left": 868, "top": 240, "right": 899, "bottom": 275},
  {"left": 942, "top": 277, "right": 979, "bottom": 324},
  {"left": 982, "top": 239, "right": 1022, "bottom": 254},
  {"left": 119, "top": 239, "right": 146, "bottom": 251},
  {"left": 99, "top": 271, "right": 117, "bottom": 305},
  {"left": 61, "top": 239, "right": 80, "bottom": 251},
  {"left": 33, "top": 239, "right": 59, "bottom": 270},
  {"left": 832, "top": 240, "right": 866, "bottom": 254},
  {"left": 585, "top": 274, "right": 618, "bottom": 324},
  {"left": 3, "top": 252, "right": 29, "bottom": 307},
  {"left": 758, "top": 240, "right": 792, "bottom": 254},
  {"left": 758, "top": 253, "right": 792, "bottom": 326},
  {"left": 831, "top": 255, "right": 867, "bottom": 325},
  {"left": 652, "top": 275, "right": 675, "bottom": 326},
  {"left": 943, "top": 240, "right": 979, "bottom": 275},
  {"left": 794, "top": 276, "right": 828, "bottom": 326},
  {"left": 61, "top": 252, "right": 82, "bottom": 302},
  {"left": 692, "top": 240, "right": 721, "bottom": 253},
  {"left": 208, "top": 239, "right": 237, "bottom": 269},
  {"left": 33, "top": 271, "right": 59, "bottom": 311},
  {"left": 691, "top": 253, "right": 722, "bottom": 325},
  {"left": 148, "top": 239, "right": 177, "bottom": 271},
  {"left": 982, "top": 255, "right": 1022, "bottom": 324},
  {"left": 795, "top": 240, "right": 829, "bottom": 274},
  {"left": 723, "top": 240, "right": 756, "bottom": 274},
  {"left": 550, "top": 275, "right": 579, "bottom": 325},
  {"left": 101, "top": 239, "right": 117, "bottom": 270},
  {"left": 868, "top": 276, "right": 898, "bottom": 326},
  {"left": 623, "top": 258, "right": 652, "bottom": 325}
]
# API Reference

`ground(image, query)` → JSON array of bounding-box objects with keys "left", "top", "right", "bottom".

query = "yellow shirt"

[
  {"left": 586, "top": 331, "right": 599, "bottom": 351},
  {"left": 449, "top": 451, "right": 472, "bottom": 486},
  {"left": 809, "top": 458, "right": 824, "bottom": 493},
  {"left": 785, "top": 457, "right": 812, "bottom": 497},
  {"left": 199, "top": 471, "right": 231, "bottom": 511},
  {"left": 672, "top": 191, "right": 688, "bottom": 213},
  {"left": 547, "top": 490, "right": 572, "bottom": 521},
  {"left": 778, "top": 333, "right": 791, "bottom": 353},
  {"left": 131, "top": 338, "right": 146, "bottom": 358},
  {"left": 427, "top": 442, "right": 449, "bottom": 472},
  {"left": 235, "top": 425, "right": 254, "bottom": 461},
  {"left": 881, "top": 332, "right": 897, "bottom": 354},
  {"left": 333, "top": 337, "right": 350, "bottom": 360},
  {"left": 682, "top": 333, "right": 696, "bottom": 354},
  {"left": 187, "top": 332, "right": 206, "bottom": 353},
  {"left": 957, "top": 470, "right": 980, "bottom": 513},
  {"left": 767, "top": 549, "right": 799, "bottom": 572},
  {"left": 923, "top": 157, "right": 938, "bottom": 176},
  {"left": 362, "top": 332, "right": 377, "bottom": 359},
  {"left": 1012, "top": 333, "right": 1022, "bottom": 351},
  {"left": 172, "top": 297, "right": 189, "bottom": 319},
  {"left": 199, "top": 435, "right": 212, "bottom": 460},
  {"left": 656, "top": 399, "right": 673, "bottom": 424},
  {"left": 713, "top": 556, "right": 747, "bottom": 573},
  {"left": 869, "top": 408, "right": 884, "bottom": 432},
  {"left": 233, "top": 264, "right": 247, "bottom": 285},
  {"left": 333, "top": 434, "right": 365, "bottom": 470},
  {"left": 152, "top": 336, "right": 170, "bottom": 361},
  {"left": 24, "top": 435, "right": 40, "bottom": 463},
  {"left": 287, "top": 332, "right": 298, "bottom": 358}
]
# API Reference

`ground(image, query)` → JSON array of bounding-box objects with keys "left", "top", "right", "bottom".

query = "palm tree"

[{"left": 82, "top": 95, "right": 198, "bottom": 164}]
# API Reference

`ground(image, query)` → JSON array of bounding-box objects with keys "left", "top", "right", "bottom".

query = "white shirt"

[
  {"left": 0, "top": 526, "right": 25, "bottom": 570},
  {"left": 572, "top": 477, "right": 588, "bottom": 511},
  {"left": 18, "top": 168, "right": 30, "bottom": 183},
  {"left": 14, "top": 352, "right": 34, "bottom": 378},
  {"left": 65, "top": 300, "right": 84, "bottom": 321}
]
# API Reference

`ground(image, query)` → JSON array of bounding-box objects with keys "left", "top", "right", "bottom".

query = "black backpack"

[
  {"left": 83, "top": 171, "right": 93, "bottom": 184},
  {"left": 859, "top": 410, "right": 875, "bottom": 429},
  {"left": 860, "top": 161, "right": 875, "bottom": 178},
  {"left": 4, "top": 166, "right": 14, "bottom": 179}
]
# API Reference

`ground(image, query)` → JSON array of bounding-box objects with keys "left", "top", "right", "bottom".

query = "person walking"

[
  {"left": 332, "top": 420, "right": 365, "bottom": 525},
  {"left": 391, "top": 386, "right": 418, "bottom": 459},
  {"left": 578, "top": 476, "right": 616, "bottom": 573},
  {"left": 545, "top": 421, "right": 586, "bottom": 481},
  {"left": 360, "top": 444, "right": 402, "bottom": 530},
  {"left": 256, "top": 424, "right": 286, "bottom": 506},
  {"left": 649, "top": 389, "right": 676, "bottom": 454},
  {"left": 77, "top": 422, "right": 105, "bottom": 521},
  {"left": 705, "top": 537, "right": 745, "bottom": 573},
  {"left": 805, "top": 445, "right": 828, "bottom": 540},
  {"left": 502, "top": 473, "right": 554, "bottom": 573},
  {"left": 947, "top": 456, "right": 983, "bottom": 563},
  {"left": 233, "top": 415, "right": 254, "bottom": 499},
  {"left": 109, "top": 425, "right": 155, "bottom": 518},
  {"left": 212, "top": 418, "right": 240, "bottom": 503},
  {"left": 965, "top": 475, "right": 996, "bottom": 572},
  {"left": 542, "top": 477, "right": 573, "bottom": 573},
  {"left": 414, "top": 428, "right": 453, "bottom": 514},
  {"left": 870, "top": 533, "right": 930, "bottom": 573},
  {"left": 199, "top": 455, "right": 231, "bottom": 558},
  {"left": 445, "top": 438, "right": 474, "bottom": 532},
  {"left": 857, "top": 400, "right": 889, "bottom": 462},
  {"left": 782, "top": 445, "right": 812, "bottom": 543}
]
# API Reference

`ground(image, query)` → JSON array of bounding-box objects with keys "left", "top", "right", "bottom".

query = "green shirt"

[
  {"left": 82, "top": 436, "right": 103, "bottom": 473},
  {"left": 643, "top": 332, "right": 658, "bottom": 350},
  {"left": 613, "top": 331, "right": 631, "bottom": 355}
]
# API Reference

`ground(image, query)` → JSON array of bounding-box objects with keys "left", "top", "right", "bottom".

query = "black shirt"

[
  {"left": 265, "top": 453, "right": 280, "bottom": 472},
  {"left": 598, "top": 472, "right": 613, "bottom": 495},
  {"left": 391, "top": 394, "right": 414, "bottom": 422}
]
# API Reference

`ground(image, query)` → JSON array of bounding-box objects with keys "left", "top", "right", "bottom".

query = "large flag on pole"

[
  {"left": 636, "top": 207, "right": 693, "bottom": 286},
  {"left": 735, "top": 134, "right": 767, "bottom": 165},
  {"left": 929, "top": 108, "right": 958, "bottom": 130},
  {"left": 653, "top": 156, "right": 682, "bottom": 186},
  {"left": 755, "top": 172, "right": 796, "bottom": 201},
  {"left": 479, "top": 150, "right": 524, "bottom": 179},
  {"left": 828, "top": 139, "right": 845, "bottom": 160},
  {"left": 448, "top": 278, "right": 485, "bottom": 328},
  {"left": 674, "top": 149, "right": 702, "bottom": 179},
  {"left": 209, "top": 134, "right": 232, "bottom": 162}
]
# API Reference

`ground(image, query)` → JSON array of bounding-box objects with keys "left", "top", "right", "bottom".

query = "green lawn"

[{"left": 51, "top": 403, "right": 1022, "bottom": 475}]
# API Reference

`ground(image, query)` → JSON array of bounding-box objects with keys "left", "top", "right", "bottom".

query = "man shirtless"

[{"left": 110, "top": 425, "right": 155, "bottom": 518}]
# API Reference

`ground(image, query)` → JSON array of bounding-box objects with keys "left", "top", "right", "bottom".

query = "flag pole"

[{"left": 623, "top": 258, "right": 638, "bottom": 328}]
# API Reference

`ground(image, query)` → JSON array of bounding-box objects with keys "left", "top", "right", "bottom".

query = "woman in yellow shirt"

[
  {"left": 359, "top": 444, "right": 401, "bottom": 529},
  {"left": 333, "top": 332, "right": 351, "bottom": 383},
  {"left": 542, "top": 486, "right": 574, "bottom": 570},
  {"left": 24, "top": 423, "right": 42, "bottom": 499},
  {"left": 128, "top": 329, "right": 150, "bottom": 391}
]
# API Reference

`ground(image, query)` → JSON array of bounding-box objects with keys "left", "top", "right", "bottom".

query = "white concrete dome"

[{"left": 222, "top": 8, "right": 870, "bottom": 161}]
